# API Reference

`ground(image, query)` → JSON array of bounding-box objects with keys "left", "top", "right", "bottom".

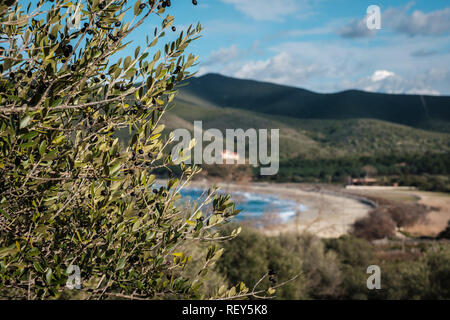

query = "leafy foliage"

[{"left": 0, "top": 0, "right": 249, "bottom": 300}]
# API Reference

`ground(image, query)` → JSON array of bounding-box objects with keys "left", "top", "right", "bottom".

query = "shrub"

[
  {"left": 217, "top": 226, "right": 306, "bottom": 299},
  {"left": 0, "top": 0, "right": 245, "bottom": 300},
  {"left": 351, "top": 209, "right": 396, "bottom": 240}
]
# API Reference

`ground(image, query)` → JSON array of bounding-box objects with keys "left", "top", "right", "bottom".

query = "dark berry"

[
  {"left": 49, "top": 34, "right": 56, "bottom": 41},
  {"left": 27, "top": 71, "right": 32, "bottom": 78},
  {"left": 139, "top": 3, "right": 146, "bottom": 9},
  {"left": 99, "top": 1, "right": 106, "bottom": 9},
  {"left": 108, "top": 34, "right": 118, "bottom": 42},
  {"left": 192, "top": 0, "right": 197, "bottom": 5},
  {"left": 115, "top": 21, "right": 121, "bottom": 27},
  {"left": 138, "top": 149, "right": 143, "bottom": 154},
  {"left": 171, "top": 26, "right": 176, "bottom": 32}
]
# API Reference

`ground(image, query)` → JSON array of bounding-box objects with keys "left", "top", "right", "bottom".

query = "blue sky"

[{"left": 134, "top": 0, "right": 450, "bottom": 95}]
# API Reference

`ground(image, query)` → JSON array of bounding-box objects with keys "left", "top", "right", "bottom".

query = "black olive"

[
  {"left": 268, "top": 267, "right": 276, "bottom": 276},
  {"left": 27, "top": 71, "right": 32, "bottom": 78},
  {"left": 115, "top": 21, "right": 121, "bottom": 27},
  {"left": 138, "top": 149, "right": 143, "bottom": 154},
  {"left": 99, "top": 1, "right": 106, "bottom": 9},
  {"left": 139, "top": 3, "right": 146, "bottom": 9},
  {"left": 49, "top": 34, "right": 56, "bottom": 41},
  {"left": 171, "top": 26, "right": 176, "bottom": 32},
  {"left": 100, "top": 74, "right": 106, "bottom": 79},
  {"left": 192, "top": 0, "right": 197, "bottom": 5},
  {"left": 108, "top": 34, "right": 118, "bottom": 42}
]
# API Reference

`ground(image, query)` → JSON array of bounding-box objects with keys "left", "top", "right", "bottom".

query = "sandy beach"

[{"left": 185, "top": 180, "right": 373, "bottom": 238}]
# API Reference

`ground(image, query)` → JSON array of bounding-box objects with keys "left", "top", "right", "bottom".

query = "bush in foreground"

[{"left": 0, "top": 0, "right": 248, "bottom": 300}]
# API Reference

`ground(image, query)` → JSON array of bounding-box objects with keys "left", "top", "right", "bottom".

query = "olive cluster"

[{"left": 268, "top": 265, "right": 277, "bottom": 284}]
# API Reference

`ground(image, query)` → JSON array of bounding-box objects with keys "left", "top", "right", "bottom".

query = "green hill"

[
  {"left": 166, "top": 75, "right": 450, "bottom": 159},
  {"left": 179, "top": 73, "right": 450, "bottom": 132},
  {"left": 160, "top": 74, "right": 450, "bottom": 188}
]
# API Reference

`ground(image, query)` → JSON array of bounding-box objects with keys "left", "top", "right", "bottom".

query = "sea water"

[{"left": 177, "top": 187, "right": 307, "bottom": 222}]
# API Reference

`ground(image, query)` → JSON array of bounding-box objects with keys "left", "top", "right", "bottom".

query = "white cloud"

[
  {"left": 198, "top": 38, "right": 450, "bottom": 95},
  {"left": 233, "top": 51, "right": 325, "bottom": 86},
  {"left": 385, "top": 7, "right": 450, "bottom": 37},
  {"left": 338, "top": 16, "right": 377, "bottom": 38},
  {"left": 371, "top": 70, "right": 395, "bottom": 82},
  {"left": 203, "top": 45, "right": 240, "bottom": 66},
  {"left": 339, "top": 5, "right": 450, "bottom": 38}
]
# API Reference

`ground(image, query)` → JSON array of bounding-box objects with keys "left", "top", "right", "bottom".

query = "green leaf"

[
  {"left": 116, "top": 257, "right": 126, "bottom": 271},
  {"left": 33, "top": 261, "right": 44, "bottom": 273},
  {"left": 39, "top": 140, "right": 47, "bottom": 156}
]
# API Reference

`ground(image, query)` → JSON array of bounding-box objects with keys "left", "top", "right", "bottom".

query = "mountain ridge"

[{"left": 179, "top": 73, "right": 450, "bottom": 132}]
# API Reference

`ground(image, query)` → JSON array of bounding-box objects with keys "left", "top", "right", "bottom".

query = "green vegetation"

[
  {"left": 213, "top": 227, "right": 450, "bottom": 300},
  {"left": 276, "top": 152, "right": 450, "bottom": 191},
  {"left": 0, "top": 0, "right": 253, "bottom": 300},
  {"left": 159, "top": 74, "right": 450, "bottom": 191}
]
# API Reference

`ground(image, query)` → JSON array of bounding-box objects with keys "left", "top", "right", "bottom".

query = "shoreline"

[{"left": 177, "top": 179, "right": 373, "bottom": 238}]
